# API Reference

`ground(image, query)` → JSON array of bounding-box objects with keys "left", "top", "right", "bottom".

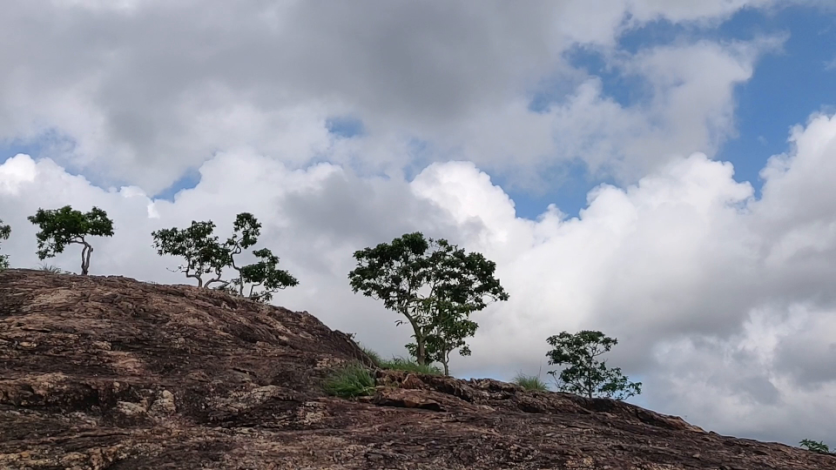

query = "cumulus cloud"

[
  {"left": 4, "top": 111, "right": 836, "bottom": 445},
  {"left": 4, "top": 0, "right": 836, "bottom": 449},
  {"left": 0, "top": 0, "right": 789, "bottom": 192}
]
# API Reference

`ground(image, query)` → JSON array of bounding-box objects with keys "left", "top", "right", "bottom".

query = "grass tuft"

[
  {"left": 378, "top": 356, "right": 443, "bottom": 375},
  {"left": 512, "top": 372, "right": 549, "bottom": 391},
  {"left": 360, "top": 345, "right": 382, "bottom": 367},
  {"left": 38, "top": 263, "right": 68, "bottom": 274},
  {"left": 322, "top": 362, "right": 376, "bottom": 398}
]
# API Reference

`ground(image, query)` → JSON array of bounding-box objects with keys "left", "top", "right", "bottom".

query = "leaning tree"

[{"left": 27, "top": 206, "right": 114, "bottom": 275}]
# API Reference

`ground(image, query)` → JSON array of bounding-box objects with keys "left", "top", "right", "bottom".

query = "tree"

[
  {"left": 27, "top": 206, "right": 114, "bottom": 275},
  {"left": 407, "top": 301, "right": 477, "bottom": 375},
  {"left": 220, "top": 213, "right": 299, "bottom": 302},
  {"left": 151, "top": 220, "right": 229, "bottom": 288},
  {"left": 0, "top": 219, "right": 10, "bottom": 270},
  {"left": 152, "top": 213, "right": 298, "bottom": 302},
  {"left": 349, "top": 232, "right": 508, "bottom": 370},
  {"left": 545, "top": 330, "right": 642, "bottom": 400}
]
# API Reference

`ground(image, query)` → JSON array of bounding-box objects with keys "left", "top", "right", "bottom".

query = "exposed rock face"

[{"left": 1, "top": 269, "right": 834, "bottom": 469}]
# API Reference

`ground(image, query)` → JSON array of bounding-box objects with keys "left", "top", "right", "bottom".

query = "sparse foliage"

[
  {"left": 0, "top": 219, "right": 10, "bottom": 270},
  {"left": 545, "top": 330, "right": 642, "bottom": 400},
  {"left": 151, "top": 220, "right": 228, "bottom": 287},
  {"left": 349, "top": 232, "right": 508, "bottom": 373},
  {"left": 152, "top": 213, "right": 298, "bottom": 301},
  {"left": 800, "top": 439, "right": 831, "bottom": 454},
  {"left": 27, "top": 206, "right": 114, "bottom": 275},
  {"left": 39, "top": 263, "right": 70, "bottom": 274}
]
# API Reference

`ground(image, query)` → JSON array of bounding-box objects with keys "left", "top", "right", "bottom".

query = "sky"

[{"left": 1, "top": 0, "right": 836, "bottom": 448}]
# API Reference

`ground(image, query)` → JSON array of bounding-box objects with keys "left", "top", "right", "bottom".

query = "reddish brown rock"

[{"left": 1, "top": 268, "right": 834, "bottom": 469}]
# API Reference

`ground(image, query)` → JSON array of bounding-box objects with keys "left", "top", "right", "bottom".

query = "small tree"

[
  {"left": 27, "top": 206, "right": 114, "bottom": 275},
  {"left": 0, "top": 219, "right": 10, "bottom": 270},
  {"left": 349, "top": 232, "right": 508, "bottom": 369},
  {"left": 152, "top": 213, "right": 298, "bottom": 302},
  {"left": 221, "top": 213, "right": 299, "bottom": 302},
  {"left": 407, "top": 300, "right": 477, "bottom": 375},
  {"left": 545, "top": 330, "right": 642, "bottom": 400},
  {"left": 151, "top": 220, "right": 229, "bottom": 287}
]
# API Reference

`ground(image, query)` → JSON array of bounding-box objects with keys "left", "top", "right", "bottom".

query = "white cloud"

[
  {"left": 0, "top": 0, "right": 789, "bottom": 193},
  {"left": 4, "top": 110, "right": 836, "bottom": 445},
  {"left": 4, "top": 0, "right": 836, "bottom": 449}
]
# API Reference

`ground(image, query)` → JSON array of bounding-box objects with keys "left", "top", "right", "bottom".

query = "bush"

[
  {"left": 378, "top": 356, "right": 443, "bottom": 375},
  {"left": 800, "top": 439, "right": 831, "bottom": 454},
  {"left": 322, "top": 362, "right": 376, "bottom": 398},
  {"left": 513, "top": 372, "right": 549, "bottom": 391}
]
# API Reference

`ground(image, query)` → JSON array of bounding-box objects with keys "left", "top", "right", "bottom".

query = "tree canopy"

[
  {"left": 151, "top": 212, "right": 298, "bottom": 302},
  {"left": 545, "top": 330, "right": 642, "bottom": 400},
  {"left": 0, "top": 219, "right": 10, "bottom": 270},
  {"left": 27, "top": 206, "right": 114, "bottom": 275},
  {"left": 349, "top": 232, "right": 508, "bottom": 372}
]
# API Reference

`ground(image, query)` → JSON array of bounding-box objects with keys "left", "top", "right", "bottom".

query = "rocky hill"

[{"left": 1, "top": 269, "right": 834, "bottom": 469}]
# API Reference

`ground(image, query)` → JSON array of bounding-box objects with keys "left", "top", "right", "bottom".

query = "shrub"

[
  {"left": 322, "top": 362, "right": 376, "bottom": 398},
  {"left": 378, "top": 356, "right": 443, "bottom": 375},
  {"left": 513, "top": 372, "right": 549, "bottom": 391},
  {"left": 800, "top": 439, "right": 831, "bottom": 454}
]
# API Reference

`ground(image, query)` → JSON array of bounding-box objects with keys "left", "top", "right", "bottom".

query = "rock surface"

[{"left": 1, "top": 268, "right": 834, "bottom": 469}]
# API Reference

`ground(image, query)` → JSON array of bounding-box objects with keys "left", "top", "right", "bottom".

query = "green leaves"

[
  {"left": 27, "top": 206, "right": 114, "bottom": 275},
  {"left": 237, "top": 247, "right": 299, "bottom": 302},
  {"left": 545, "top": 330, "right": 642, "bottom": 400},
  {"left": 0, "top": 219, "right": 10, "bottom": 270},
  {"left": 348, "top": 232, "right": 508, "bottom": 373},
  {"left": 800, "top": 439, "right": 831, "bottom": 454},
  {"left": 152, "top": 220, "right": 229, "bottom": 287},
  {"left": 152, "top": 212, "right": 298, "bottom": 301}
]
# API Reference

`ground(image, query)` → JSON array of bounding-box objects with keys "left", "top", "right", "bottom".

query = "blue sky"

[
  {"left": 503, "top": 5, "right": 836, "bottom": 220},
  {"left": 5, "top": 1, "right": 836, "bottom": 445},
  {"left": 2, "top": 5, "right": 834, "bottom": 219}
]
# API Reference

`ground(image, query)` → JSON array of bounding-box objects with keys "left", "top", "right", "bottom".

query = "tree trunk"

[
  {"left": 80, "top": 243, "right": 92, "bottom": 275},
  {"left": 416, "top": 338, "right": 426, "bottom": 366}
]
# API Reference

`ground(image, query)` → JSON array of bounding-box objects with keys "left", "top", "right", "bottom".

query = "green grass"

[
  {"left": 360, "top": 345, "right": 382, "bottom": 367},
  {"left": 378, "top": 356, "right": 443, "bottom": 375},
  {"left": 38, "top": 263, "right": 68, "bottom": 274},
  {"left": 322, "top": 362, "right": 376, "bottom": 398},
  {"left": 512, "top": 372, "right": 549, "bottom": 391},
  {"left": 353, "top": 343, "right": 443, "bottom": 375}
]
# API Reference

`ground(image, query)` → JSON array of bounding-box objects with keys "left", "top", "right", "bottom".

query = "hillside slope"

[{"left": 1, "top": 269, "right": 833, "bottom": 469}]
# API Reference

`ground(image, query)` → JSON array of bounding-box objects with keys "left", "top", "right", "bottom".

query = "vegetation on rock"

[
  {"left": 348, "top": 232, "right": 508, "bottom": 374},
  {"left": 27, "top": 205, "right": 114, "bottom": 275},
  {"left": 513, "top": 372, "right": 549, "bottom": 391},
  {"left": 322, "top": 362, "right": 376, "bottom": 398},
  {"left": 545, "top": 330, "right": 642, "bottom": 400},
  {"left": 0, "top": 219, "right": 9, "bottom": 270},
  {"left": 152, "top": 212, "right": 298, "bottom": 302},
  {"left": 800, "top": 438, "right": 831, "bottom": 454},
  {"left": 378, "top": 356, "right": 442, "bottom": 375}
]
